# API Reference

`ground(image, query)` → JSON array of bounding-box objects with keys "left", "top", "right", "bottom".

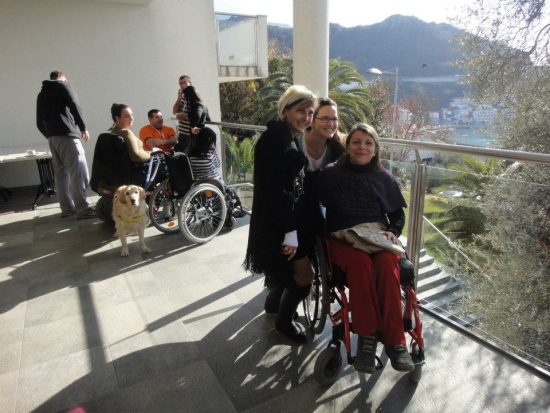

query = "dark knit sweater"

[{"left": 317, "top": 161, "right": 407, "bottom": 235}]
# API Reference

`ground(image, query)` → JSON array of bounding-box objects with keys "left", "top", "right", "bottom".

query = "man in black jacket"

[{"left": 36, "top": 70, "right": 95, "bottom": 219}]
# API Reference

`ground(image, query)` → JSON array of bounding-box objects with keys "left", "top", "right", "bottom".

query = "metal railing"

[{"left": 208, "top": 120, "right": 550, "bottom": 380}]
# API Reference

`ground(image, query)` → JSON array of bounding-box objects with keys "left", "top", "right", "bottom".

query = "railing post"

[{"left": 407, "top": 150, "right": 427, "bottom": 288}]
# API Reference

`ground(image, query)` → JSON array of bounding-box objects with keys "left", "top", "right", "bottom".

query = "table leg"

[{"left": 32, "top": 159, "right": 56, "bottom": 210}]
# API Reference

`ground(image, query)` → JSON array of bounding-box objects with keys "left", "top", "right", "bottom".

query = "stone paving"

[{"left": 0, "top": 187, "right": 549, "bottom": 413}]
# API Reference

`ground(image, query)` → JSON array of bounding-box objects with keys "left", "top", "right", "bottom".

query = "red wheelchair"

[{"left": 303, "top": 236, "right": 425, "bottom": 385}]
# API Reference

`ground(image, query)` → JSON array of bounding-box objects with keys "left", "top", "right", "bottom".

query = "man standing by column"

[
  {"left": 36, "top": 70, "right": 95, "bottom": 219},
  {"left": 172, "top": 75, "right": 192, "bottom": 152}
]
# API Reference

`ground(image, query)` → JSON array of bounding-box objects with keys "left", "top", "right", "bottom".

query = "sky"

[{"left": 213, "top": 0, "right": 472, "bottom": 28}]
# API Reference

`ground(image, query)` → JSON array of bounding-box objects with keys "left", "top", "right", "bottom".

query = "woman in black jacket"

[
  {"left": 244, "top": 85, "right": 318, "bottom": 343},
  {"left": 263, "top": 98, "right": 346, "bottom": 320},
  {"left": 183, "top": 86, "right": 210, "bottom": 135}
]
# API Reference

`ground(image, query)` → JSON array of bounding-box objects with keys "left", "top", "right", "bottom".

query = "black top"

[
  {"left": 36, "top": 80, "right": 86, "bottom": 139},
  {"left": 317, "top": 161, "right": 407, "bottom": 235}
]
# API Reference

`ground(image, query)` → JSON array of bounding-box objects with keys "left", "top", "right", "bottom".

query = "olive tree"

[{"left": 452, "top": 0, "right": 550, "bottom": 366}]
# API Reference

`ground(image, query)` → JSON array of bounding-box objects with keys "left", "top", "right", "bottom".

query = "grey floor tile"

[
  {"left": 2, "top": 192, "right": 550, "bottom": 413},
  {"left": 218, "top": 271, "right": 266, "bottom": 309},
  {"left": 184, "top": 305, "right": 271, "bottom": 358},
  {"left": 90, "top": 269, "right": 162, "bottom": 309},
  {"left": 166, "top": 278, "right": 244, "bottom": 322},
  {"left": 0, "top": 230, "right": 34, "bottom": 248},
  {"left": 88, "top": 253, "right": 149, "bottom": 281},
  {"left": 120, "top": 360, "right": 237, "bottom": 413},
  {"left": 448, "top": 361, "right": 550, "bottom": 413},
  {"left": 0, "top": 277, "right": 28, "bottom": 335},
  {"left": 152, "top": 261, "right": 222, "bottom": 293},
  {"left": 27, "top": 263, "right": 92, "bottom": 300},
  {"left": 0, "top": 329, "right": 23, "bottom": 375},
  {"left": 206, "top": 331, "right": 325, "bottom": 412},
  {"left": 58, "top": 391, "right": 129, "bottom": 413},
  {"left": 16, "top": 346, "right": 116, "bottom": 413},
  {"left": 0, "top": 370, "right": 18, "bottom": 413},
  {"left": 0, "top": 262, "right": 30, "bottom": 283},
  {"left": 0, "top": 306, "right": 26, "bottom": 335},
  {"left": 0, "top": 245, "right": 33, "bottom": 265},
  {"left": 27, "top": 249, "right": 89, "bottom": 275},
  {"left": 25, "top": 285, "right": 96, "bottom": 328},
  {"left": 99, "top": 295, "right": 202, "bottom": 388},
  {"left": 20, "top": 311, "right": 105, "bottom": 369}
]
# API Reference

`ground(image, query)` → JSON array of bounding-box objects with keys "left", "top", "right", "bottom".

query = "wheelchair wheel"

[
  {"left": 95, "top": 196, "right": 113, "bottom": 222},
  {"left": 314, "top": 346, "right": 342, "bottom": 386},
  {"left": 224, "top": 215, "right": 237, "bottom": 230},
  {"left": 304, "top": 237, "right": 329, "bottom": 335},
  {"left": 149, "top": 179, "right": 180, "bottom": 234},
  {"left": 178, "top": 183, "right": 226, "bottom": 243}
]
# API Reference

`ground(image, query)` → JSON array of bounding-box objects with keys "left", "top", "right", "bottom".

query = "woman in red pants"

[{"left": 317, "top": 123, "right": 414, "bottom": 373}]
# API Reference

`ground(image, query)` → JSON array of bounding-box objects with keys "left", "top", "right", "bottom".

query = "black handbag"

[{"left": 399, "top": 253, "right": 415, "bottom": 287}]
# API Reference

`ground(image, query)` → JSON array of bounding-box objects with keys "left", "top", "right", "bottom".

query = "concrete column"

[{"left": 293, "top": 0, "right": 329, "bottom": 97}]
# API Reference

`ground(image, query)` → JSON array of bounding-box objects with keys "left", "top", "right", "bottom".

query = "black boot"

[
  {"left": 275, "top": 284, "right": 310, "bottom": 343},
  {"left": 264, "top": 287, "right": 298, "bottom": 319},
  {"left": 264, "top": 287, "right": 284, "bottom": 314}
]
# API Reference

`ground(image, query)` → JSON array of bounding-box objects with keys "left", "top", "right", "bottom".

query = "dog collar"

[{"left": 117, "top": 213, "right": 146, "bottom": 223}]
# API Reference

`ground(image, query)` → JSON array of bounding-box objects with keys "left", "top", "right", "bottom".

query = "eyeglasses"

[{"left": 315, "top": 116, "right": 339, "bottom": 124}]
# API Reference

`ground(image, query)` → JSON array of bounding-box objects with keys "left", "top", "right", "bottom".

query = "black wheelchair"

[
  {"left": 303, "top": 236, "right": 425, "bottom": 385},
  {"left": 148, "top": 151, "right": 246, "bottom": 243},
  {"left": 90, "top": 132, "right": 167, "bottom": 223}
]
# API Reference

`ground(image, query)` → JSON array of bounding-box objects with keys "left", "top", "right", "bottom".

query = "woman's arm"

[
  {"left": 121, "top": 129, "right": 150, "bottom": 162},
  {"left": 386, "top": 208, "right": 406, "bottom": 237}
]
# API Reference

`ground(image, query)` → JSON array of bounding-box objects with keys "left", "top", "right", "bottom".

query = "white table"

[{"left": 0, "top": 149, "right": 55, "bottom": 209}]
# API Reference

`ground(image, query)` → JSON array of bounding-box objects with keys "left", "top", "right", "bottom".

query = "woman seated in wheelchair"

[
  {"left": 317, "top": 123, "right": 414, "bottom": 373},
  {"left": 109, "top": 103, "right": 151, "bottom": 163},
  {"left": 188, "top": 127, "right": 224, "bottom": 185}
]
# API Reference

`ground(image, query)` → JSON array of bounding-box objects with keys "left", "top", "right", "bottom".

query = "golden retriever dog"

[{"left": 112, "top": 185, "right": 151, "bottom": 257}]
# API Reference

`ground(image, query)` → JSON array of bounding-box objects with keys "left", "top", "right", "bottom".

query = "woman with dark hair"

[
  {"left": 183, "top": 86, "right": 211, "bottom": 135},
  {"left": 297, "top": 97, "right": 345, "bottom": 171},
  {"left": 263, "top": 98, "right": 345, "bottom": 317},
  {"left": 244, "top": 85, "right": 318, "bottom": 343},
  {"left": 109, "top": 103, "right": 150, "bottom": 162},
  {"left": 317, "top": 123, "right": 414, "bottom": 374},
  {"left": 188, "top": 127, "right": 223, "bottom": 184}
]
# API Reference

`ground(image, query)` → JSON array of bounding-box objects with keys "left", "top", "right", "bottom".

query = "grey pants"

[{"left": 48, "top": 136, "right": 90, "bottom": 214}]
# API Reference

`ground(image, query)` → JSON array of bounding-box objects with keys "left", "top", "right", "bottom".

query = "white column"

[{"left": 293, "top": 0, "right": 329, "bottom": 97}]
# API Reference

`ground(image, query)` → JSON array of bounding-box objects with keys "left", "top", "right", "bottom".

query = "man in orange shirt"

[{"left": 139, "top": 109, "right": 177, "bottom": 152}]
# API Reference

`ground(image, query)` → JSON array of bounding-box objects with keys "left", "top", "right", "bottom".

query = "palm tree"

[
  {"left": 258, "top": 58, "right": 293, "bottom": 124},
  {"left": 258, "top": 58, "right": 374, "bottom": 130},
  {"left": 445, "top": 156, "right": 501, "bottom": 198},
  {"left": 327, "top": 59, "right": 374, "bottom": 132},
  {"left": 224, "top": 134, "right": 258, "bottom": 184}
]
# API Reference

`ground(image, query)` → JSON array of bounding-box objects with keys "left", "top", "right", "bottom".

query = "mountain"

[{"left": 268, "top": 15, "right": 467, "bottom": 107}]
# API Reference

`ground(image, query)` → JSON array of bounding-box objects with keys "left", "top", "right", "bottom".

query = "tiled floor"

[{"left": 1, "top": 187, "right": 549, "bottom": 413}]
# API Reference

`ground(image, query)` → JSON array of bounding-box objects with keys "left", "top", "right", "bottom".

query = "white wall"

[{"left": 0, "top": 0, "right": 221, "bottom": 187}]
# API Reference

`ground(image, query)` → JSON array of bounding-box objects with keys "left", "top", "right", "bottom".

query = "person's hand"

[
  {"left": 191, "top": 127, "right": 201, "bottom": 135},
  {"left": 176, "top": 113, "right": 188, "bottom": 121},
  {"left": 281, "top": 244, "right": 297, "bottom": 260},
  {"left": 81, "top": 130, "right": 90, "bottom": 143},
  {"left": 381, "top": 231, "right": 399, "bottom": 245},
  {"left": 177, "top": 88, "right": 183, "bottom": 99}
]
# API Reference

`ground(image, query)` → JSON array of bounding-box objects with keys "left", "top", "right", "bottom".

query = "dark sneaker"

[
  {"left": 354, "top": 334, "right": 378, "bottom": 373},
  {"left": 77, "top": 207, "right": 96, "bottom": 220},
  {"left": 385, "top": 345, "right": 415, "bottom": 371},
  {"left": 61, "top": 210, "right": 77, "bottom": 218}
]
